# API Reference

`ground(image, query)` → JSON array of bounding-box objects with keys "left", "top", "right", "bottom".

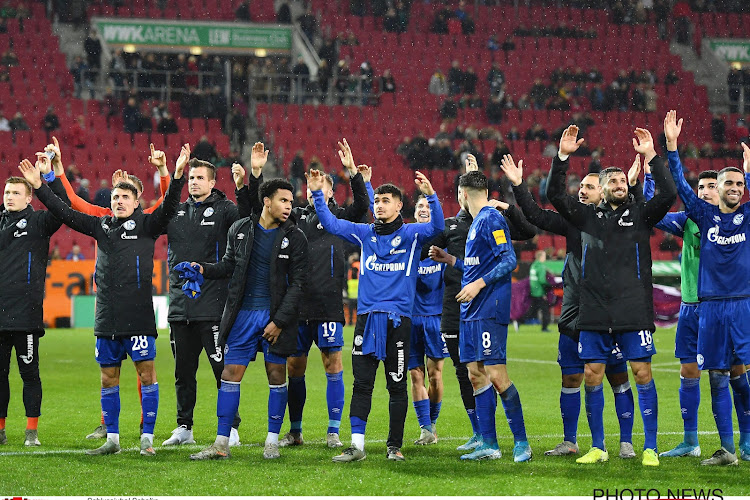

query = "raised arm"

[
  {"left": 143, "top": 142, "right": 171, "bottom": 214},
  {"left": 654, "top": 211, "right": 688, "bottom": 238},
  {"left": 336, "top": 139, "right": 371, "bottom": 221},
  {"left": 143, "top": 151, "right": 186, "bottom": 237},
  {"left": 308, "top": 169, "right": 369, "bottom": 245},
  {"left": 633, "top": 126, "right": 677, "bottom": 227},
  {"left": 660, "top": 111, "right": 704, "bottom": 220},
  {"left": 20, "top": 158, "right": 99, "bottom": 237},
  {"left": 412, "top": 171, "right": 445, "bottom": 242}
]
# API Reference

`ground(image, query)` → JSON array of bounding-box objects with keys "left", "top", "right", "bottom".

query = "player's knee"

[
  {"left": 630, "top": 363, "right": 652, "bottom": 385},
  {"left": 266, "top": 364, "right": 286, "bottom": 385},
  {"left": 605, "top": 370, "right": 628, "bottom": 387},
  {"left": 428, "top": 371, "right": 442, "bottom": 388},
  {"left": 221, "top": 364, "right": 243, "bottom": 382},
  {"left": 562, "top": 373, "right": 583, "bottom": 388},
  {"left": 583, "top": 364, "right": 605, "bottom": 385},
  {"left": 730, "top": 364, "right": 747, "bottom": 378},
  {"left": 410, "top": 368, "right": 425, "bottom": 386},
  {"left": 322, "top": 351, "right": 343, "bottom": 373},
  {"left": 287, "top": 357, "right": 306, "bottom": 378},
  {"left": 680, "top": 362, "right": 701, "bottom": 379},
  {"left": 709, "top": 369, "right": 730, "bottom": 393}
]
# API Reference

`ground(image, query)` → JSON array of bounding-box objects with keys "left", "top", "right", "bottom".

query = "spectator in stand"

[
  {"left": 71, "top": 56, "right": 94, "bottom": 99},
  {"left": 43, "top": 106, "right": 60, "bottom": 134},
  {"left": 359, "top": 61, "right": 374, "bottom": 105},
  {"left": 588, "top": 150, "right": 603, "bottom": 173},
  {"left": 487, "top": 62, "right": 505, "bottom": 96},
  {"left": 507, "top": 126, "right": 521, "bottom": 141},
  {"left": 487, "top": 34, "right": 499, "bottom": 52},
  {"left": 711, "top": 114, "right": 727, "bottom": 143},
  {"left": 157, "top": 112, "right": 178, "bottom": 134},
  {"left": 429, "top": 69, "right": 448, "bottom": 96},
  {"left": 292, "top": 57, "right": 310, "bottom": 104},
  {"left": 525, "top": 123, "right": 549, "bottom": 142},
  {"left": 463, "top": 66, "right": 478, "bottom": 95},
  {"left": 384, "top": 8, "right": 399, "bottom": 32},
  {"left": 699, "top": 142, "right": 715, "bottom": 159},
  {"left": 589, "top": 83, "right": 605, "bottom": 111},
  {"left": 502, "top": 35, "right": 516, "bottom": 52},
  {"left": 0, "top": 49, "right": 17, "bottom": 66},
  {"left": 8, "top": 111, "right": 28, "bottom": 131},
  {"left": 439, "top": 98, "right": 458, "bottom": 119},
  {"left": 277, "top": 1, "right": 291, "bottom": 23},
  {"left": 665, "top": 69, "right": 679, "bottom": 85},
  {"left": 319, "top": 38, "right": 336, "bottom": 67},
  {"left": 290, "top": 150, "right": 305, "bottom": 191},
  {"left": 192, "top": 136, "right": 218, "bottom": 163},
  {"left": 529, "top": 78, "right": 548, "bottom": 110},
  {"left": 65, "top": 164, "right": 82, "bottom": 184},
  {"left": 122, "top": 97, "right": 140, "bottom": 133},
  {"left": 430, "top": 8, "right": 449, "bottom": 34},
  {"left": 381, "top": 69, "right": 396, "bottom": 93},
  {"left": 70, "top": 115, "right": 87, "bottom": 148},
  {"left": 49, "top": 246, "right": 61, "bottom": 263},
  {"left": 235, "top": 1, "right": 251, "bottom": 21},
  {"left": 728, "top": 66, "right": 743, "bottom": 113},
  {"left": 486, "top": 96, "right": 504, "bottom": 124},
  {"left": 644, "top": 85, "right": 657, "bottom": 112},
  {"left": 448, "top": 60, "right": 463, "bottom": 96},
  {"left": 0, "top": 112, "right": 10, "bottom": 132},
  {"left": 462, "top": 15, "right": 475, "bottom": 35},
  {"left": 297, "top": 7, "right": 317, "bottom": 41},
  {"left": 66, "top": 245, "right": 85, "bottom": 262},
  {"left": 84, "top": 29, "right": 102, "bottom": 72},
  {"left": 76, "top": 179, "right": 91, "bottom": 203},
  {"left": 93, "top": 179, "right": 111, "bottom": 208}
]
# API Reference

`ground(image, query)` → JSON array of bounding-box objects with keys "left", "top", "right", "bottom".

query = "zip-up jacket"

[
  {"left": 547, "top": 155, "right": 676, "bottom": 333},
  {"left": 165, "top": 188, "right": 240, "bottom": 323},
  {"left": 422, "top": 205, "right": 537, "bottom": 333},
  {"left": 0, "top": 178, "right": 68, "bottom": 335},
  {"left": 35, "top": 175, "right": 185, "bottom": 338},
  {"left": 201, "top": 214, "right": 308, "bottom": 356}
]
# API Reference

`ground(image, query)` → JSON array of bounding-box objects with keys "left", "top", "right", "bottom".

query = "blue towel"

[
  {"left": 174, "top": 261, "right": 205, "bottom": 299},
  {"left": 362, "top": 312, "right": 401, "bottom": 360}
]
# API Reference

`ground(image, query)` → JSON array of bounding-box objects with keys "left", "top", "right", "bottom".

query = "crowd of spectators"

[
  {"left": 512, "top": 23, "right": 597, "bottom": 39},
  {"left": 728, "top": 66, "right": 750, "bottom": 113}
]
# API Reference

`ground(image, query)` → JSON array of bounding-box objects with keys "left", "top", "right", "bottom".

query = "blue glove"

[{"left": 174, "top": 262, "right": 205, "bottom": 299}]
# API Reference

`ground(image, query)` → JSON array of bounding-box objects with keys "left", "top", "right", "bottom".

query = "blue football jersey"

[
  {"left": 312, "top": 191, "right": 444, "bottom": 317},
  {"left": 461, "top": 206, "right": 516, "bottom": 322},
  {"left": 668, "top": 150, "right": 750, "bottom": 300},
  {"left": 414, "top": 256, "right": 444, "bottom": 316}
]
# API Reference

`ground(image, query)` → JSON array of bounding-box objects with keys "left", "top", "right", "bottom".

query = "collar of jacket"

[
  {"left": 374, "top": 214, "right": 404, "bottom": 235},
  {"left": 250, "top": 212, "right": 298, "bottom": 232},
  {"left": 188, "top": 188, "right": 226, "bottom": 206},
  {"left": 456, "top": 208, "right": 472, "bottom": 223},
  {"left": 1, "top": 205, "right": 33, "bottom": 219},
  {"left": 597, "top": 192, "right": 636, "bottom": 213},
  {"left": 305, "top": 196, "right": 338, "bottom": 214}
]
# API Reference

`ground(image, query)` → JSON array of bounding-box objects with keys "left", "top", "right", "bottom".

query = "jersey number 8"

[{"left": 482, "top": 331, "right": 491, "bottom": 349}]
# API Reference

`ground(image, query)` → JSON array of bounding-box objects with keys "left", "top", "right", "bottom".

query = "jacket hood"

[{"left": 187, "top": 188, "right": 227, "bottom": 206}]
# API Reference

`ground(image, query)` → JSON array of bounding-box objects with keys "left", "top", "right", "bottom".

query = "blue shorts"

[
  {"left": 579, "top": 330, "right": 656, "bottom": 364},
  {"left": 675, "top": 302, "right": 699, "bottom": 364},
  {"left": 459, "top": 319, "right": 507, "bottom": 366},
  {"left": 697, "top": 298, "right": 750, "bottom": 370},
  {"left": 557, "top": 334, "right": 627, "bottom": 375},
  {"left": 224, "top": 309, "right": 287, "bottom": 366},
  {"left": 291, "top": 321, "right": 344, "bottom": 357},
  {"left": 96, "top": 335, "right": 156, "bottom": 367},
  {"left": 408, "top": 315, "right": 449, "bottom": 370}
]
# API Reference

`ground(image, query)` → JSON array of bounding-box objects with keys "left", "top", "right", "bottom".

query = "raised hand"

[
  {"left": 337, "top": 138, "right": 356, "bottom": 175},
  {"left": 45, "top": 136, "right": 63, "bottom": 175},
  {"left": 628, "top": 155, "right": 641, "bottom": 187},
  {"left": 663, "top": 110, "right": 683, "bottom": 152},
  {"left": 250, "top": 142, "right": 268, "bottom": 177},
  {"left": 35, "top": 152, "right": 52, "bottom": 175},
  {"left": 500, "top": 154, "right": 524, "bottom": 187},
  {"left": 742, "top": 143, "right": 750, "bottom": 174},
  {"left": 148, "top": 143, "right": 167, "bottom": 169},
  {"left": 633, "top": 128, "right": 657, "bottom": 162},
  {"left": 175, "top": 143, "right": 190, "bottom": 179},
  {"left": 428, "top": 245, "right": 456, "bottom": 266},
  {"left": 559, "top": 125, "right": 584, "bottom": 156},
  {"left": 488, "top": 199, "right": 510, "bottom": 210},
  {"left": 465, "top": 154, "right": 479, "bottom": 172},
  {"left": 415, "top": 170, "right": 435, "bottom": 196},
  {"left": 357, "top": 164, "right": 372, "bottom": 183},
  {"left": 18, "top": 159, "right": 41, "bottom": 189},
  {"left": 231, "top": 163, "right": 246, "bottom": 190},
  {"left": 305, "top": 169, "right": 325, "bottom": 192},
  {"left": 112, "top": 169, "right": 125, "bottom": 186}
]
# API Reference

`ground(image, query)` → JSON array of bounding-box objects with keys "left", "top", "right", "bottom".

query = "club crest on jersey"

[
  {"left": 597, "top": 212, "right": 603, "bottom": 218},
  {"left": 391, "top": 236, "right": 401, "bottom": 247},
  {"left": 281, "top": 237, "right": 289, "bottom": 249},
  {"left": 16, "top": 218, "right": 27, "bottom": 229},
  {"left": 124, "top": 220, "right": 136, "bottom": 230},
  {"left": 734, "top": 213, "right": 744, "bottom": 226},
  {"left": 204, "top": 207, "right": 214, "bottom": 217}
]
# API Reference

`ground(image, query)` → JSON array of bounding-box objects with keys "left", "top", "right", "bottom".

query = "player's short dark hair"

[
  {"left": 373, "top": 183, "right": 402, "bottom": 200},
  {"left": 458, "top": 171, "right": 488, "bottom": 192},
  {"left": 5, "top": 176, "right": 32, "bottom": 196},
  {"left": 698, "top": 170, "right": 718, "bottom": 180},
  {"left": 599, "top": 167, "right": 623, "bottom": 184},
  {"left": 112, "top": 181, "right": 139, "bottom": 198},
  {"left": 188, "top": 158, "right": 217, "bottom": 180},
  {"left": 718, "top": 166, "right": 743, "bottom": 182},
  {"left": 126, "top": 174, "right": 144, "bottom": 195},
  {"left": 259, "top": 178, "right": 294, "bottom": 202}
]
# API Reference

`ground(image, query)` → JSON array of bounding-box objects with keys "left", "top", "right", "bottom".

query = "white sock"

[
  {"left": 352, "top": 433, "right": 365, "bottom": 451},
  {"left": 141, "top": 433, "right": 154, "bottom": 443},
  {"left": 107, "top": 433, "right": 120, "bottom": 445},
  {"left": 215, "top": 435, "right": 229, "bottom": 447},
  {"left": 266, "top": 432, "right": 279, "bottom": 445}
]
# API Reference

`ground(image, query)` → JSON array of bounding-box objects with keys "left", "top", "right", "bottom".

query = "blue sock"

[
  {"left": 584, "top": 384, "right": 605, "bottom": 450},
  {"left": 499, "top": 383, "right": 527, "bottom": 442},
  {"left": 268, "top": 383, "right": 288, "bottom": 435},
  {"left": 730, "top": 373, "right": 750, "bottom": 444},
  {"left": 217, "top": 380, "right": 240, "bottom": 437},
  {"left": 680, "top": 377, "right": 700, "bottom": 446},
  {"left": 710, "top": 371, "right": 735, "bottom": 453},
  {"left": 287, "top": 376, "right": 306, "bottom": 433},
  {"left": 413, "top": 399, "right": 431, "bottom": 429},
  {"left": 466, "top": 407, "right": 480, "bottom": 435},
  {"left": 326, "top": 371, "right": 344, "bottom": 434},
  {"left": 101, "top": 386, "right": 120, "bottom": 435},
  {"left": 612, "top": 382, "right": 634, "bottom": 444},
  {"left": 140, "top": 382, "right": 159, "bottom": 435},
  {"left": 430, "top": 401, "right": 442, "bottom": 426},
  {"left": 351, "top": 415, "right": 367, "bottom": 436},
  {"left": 474, "top": 384, "right": 497, "bottom": 447},
  {"left": 560, "top": 387, "right": 580, "bottom": 444},
  {"left": 636, "top": 380, "right": 658, "bottom": 451}
]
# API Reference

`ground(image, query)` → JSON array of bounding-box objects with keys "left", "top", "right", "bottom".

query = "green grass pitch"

[{"left": 0, "top": 325, "right": 746, "bottom": 496}]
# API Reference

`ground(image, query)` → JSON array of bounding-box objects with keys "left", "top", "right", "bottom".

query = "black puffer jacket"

[
  {"left": 547, "top": 155, "right": 676, "bottom": 333},
  {"left": 166, "top": 188, "right": 239, "bottom": 322},
  {"left": 201, "top": 215, "right": 308, "bottom": 356},
  {"left": 35, "top": 175, "right": 185, "bottom": 338},
  {"left": 0, "top": 178, "right": 67, "bottom": 334}
]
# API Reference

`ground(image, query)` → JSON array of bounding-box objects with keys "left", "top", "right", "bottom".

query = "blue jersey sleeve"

[
  {"left": 312, "top": 190, "right": 371, "bottom": 245},
  {"left": 667, "top": 150, "right": 710, "bottom": 224},
  {"left": 407, "top": 193, "right": 445, "bottom": 244},
  {"left": 365, "top": 181, "right": 374, "bottom": 216},
  {"left": 643, "top": 173, "right": 654, "bottom": 201},
  {"left": 480, "top": 215, "right": 517, "bottom": 285},
  {"left": 654, "top": 211, "right": 688, "bottom": 238}
]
